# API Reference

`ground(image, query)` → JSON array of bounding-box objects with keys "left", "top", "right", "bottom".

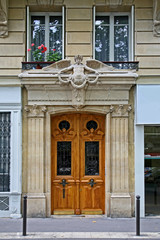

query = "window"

[
  {"left": 95, "top": 13, "right": 131, "bottom": 62},
  {"left": 144, "top": 126, "right": 160, "bottom": 215},
  {"left": 29, "top": 12, "right": 63, "bottom": 61},
  {"left": 0, "top": 113, "right": 11, "bottom": 192}
]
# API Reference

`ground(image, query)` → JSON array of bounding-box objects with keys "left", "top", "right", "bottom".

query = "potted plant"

[{"left": 27, "top": 43, "right": 61, "bottom": 69}]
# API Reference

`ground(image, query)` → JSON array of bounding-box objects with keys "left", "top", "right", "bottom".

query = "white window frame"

[
  {"left": 27, "top": 7, "right": 64, "bottom": 61},
  {"left": 94, "top": 10, "right": 133, "bottom": 61}
]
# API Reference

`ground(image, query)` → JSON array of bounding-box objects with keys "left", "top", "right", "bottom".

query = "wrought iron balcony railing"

[
  {"left": 22, "top": 61, "right": 139, "bottom": 71},
  {"left": 103, "top": 61, "right": 139, "bottom": 71}
]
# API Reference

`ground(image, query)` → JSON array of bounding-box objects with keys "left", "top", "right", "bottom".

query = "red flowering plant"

[
  {"left": 28, "top": 44, "right": 61, "bottom": 62},
  {"left": 28, "top": 43, "right": 47, "bottom": 62},
  {"left": 46, "top": 48, "right": 61, "bottom": 62}
]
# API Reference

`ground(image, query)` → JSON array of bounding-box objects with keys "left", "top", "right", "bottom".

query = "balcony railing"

[
  {"left": 22, "top": 61, "right": 139, "bottom": 71},
  {"left": 103, "top": 61, "right": 139, "bottom": 71}
]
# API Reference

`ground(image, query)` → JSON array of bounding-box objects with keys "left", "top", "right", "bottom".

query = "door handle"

[
  {"left": 59, "top": 179, "right": 69, "bottom": 198},
  {"left": 88, "top": 178, "right": 96, "bottom": 188}
]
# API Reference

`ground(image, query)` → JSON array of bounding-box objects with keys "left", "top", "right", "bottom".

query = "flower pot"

[{"left": 36, "top": 63, "right": 42, "bottom": 69}]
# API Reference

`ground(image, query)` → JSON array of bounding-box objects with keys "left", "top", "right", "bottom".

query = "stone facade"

[
  {"left": 19, "top": 58, "right": 137, "bottom": 217},
  {"left": 0, "top": 0, "right": 159, "bottom": 218}
]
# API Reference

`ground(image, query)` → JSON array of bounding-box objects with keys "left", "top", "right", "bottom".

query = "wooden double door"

[{"left": 51, "top": 114, "right": 105, "bottom": 215}]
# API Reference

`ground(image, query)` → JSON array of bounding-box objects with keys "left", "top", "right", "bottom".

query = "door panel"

[{"left": 51, "top": 114, "right": 105, "bottom": 215}]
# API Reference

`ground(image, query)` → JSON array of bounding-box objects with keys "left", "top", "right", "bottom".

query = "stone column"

[
  {"left": 24, "top": 105, "right": 47, "bottom": 217},
  {"left": 110, "top": 105, "right": 132, "bottom": 217}
]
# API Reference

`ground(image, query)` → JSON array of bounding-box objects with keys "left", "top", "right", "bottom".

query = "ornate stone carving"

[
  {"left": 27, "top": 0, "right": 55, "bottom": 5},
  {"left": 153, "top": 0, "right": 160, "bottom": 36},
  {"left": 24, "top": 105, "right": 47, "bottom": 118},
  {"left": 104, "top": 0, "right": 134, "bottom": 7},
  {"left": 0, "top": 0, "right": 8, "bottom": 38},
  {"left": 110, "top": 105, "right": 132, "bottom": 117},
  {"left": 58, "top": 55, "right": 99, "bottom": 89}
]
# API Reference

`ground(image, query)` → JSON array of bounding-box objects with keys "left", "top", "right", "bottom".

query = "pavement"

[{"left": 0, "top": 216, "right": 160, "bottom": 239}]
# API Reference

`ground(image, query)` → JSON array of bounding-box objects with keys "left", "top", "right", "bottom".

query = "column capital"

[
  {"left": 24, "top": 105, "right": 47, "bottom": 118},
  {"left": 110, "top": 105, "right": 132, "bottom": 118}
]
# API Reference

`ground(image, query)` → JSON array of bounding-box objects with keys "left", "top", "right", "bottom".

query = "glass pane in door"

[
  {"left": 145, "top": 126, "right": 160, "bottom": 215},
  {"left": 85, "top": 141, "right": 99, "bottom": 175},
  {"left": 57, "top": 141, "right": 71, "bottom": 175}
]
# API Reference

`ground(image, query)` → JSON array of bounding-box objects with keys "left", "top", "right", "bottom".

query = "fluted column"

[
  {"left": 24, "top": 105, "right": 47, "bottom": 217},
  {"left": 110, "top": 105, "right": 132, "bottom": 217}
]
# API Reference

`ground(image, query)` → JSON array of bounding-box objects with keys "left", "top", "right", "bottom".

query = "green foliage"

[
  {"left": 46, "top": 51, "right": 62, "bottom": 62},
  {"left": 32, "top": 49, "right": 44, "bottom": 62}
]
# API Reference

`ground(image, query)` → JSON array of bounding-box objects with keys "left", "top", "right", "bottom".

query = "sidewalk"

[{"left": 0, "top": 216, "right": 160, "bottom": 239}]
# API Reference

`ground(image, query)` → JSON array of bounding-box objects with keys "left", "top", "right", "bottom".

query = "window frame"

[
  {"left": 27, "top": 8, "right": 64, "bottom": 61},
  {"left": 94, "top": 11, "right": 133, "bottom": 62}
]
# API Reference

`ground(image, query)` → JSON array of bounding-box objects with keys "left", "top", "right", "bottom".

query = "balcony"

[{"left": 22, "top": 61, "right": 139, "bottom": 71}]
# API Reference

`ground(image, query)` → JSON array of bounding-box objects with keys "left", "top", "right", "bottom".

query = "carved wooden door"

[{"left": 51, "top": 114, "right": 105, "bottom": 215}]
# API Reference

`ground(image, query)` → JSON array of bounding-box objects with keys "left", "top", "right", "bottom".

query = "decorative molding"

[
  {"left": 27, "top": 0, "right": 64, "bottom": 5},
  {"left": 27, "top": 0, "right": 54, "bottom": 5},
  {"left": 153, "top": 0, "right": 160, "bottom": 37},
  {"left": 0, "top": 0, "right": 8, "bottom": 38},
  {"left": 24, "top": 105, "right": 47, "bottom": 118},
  {"left": 52, "top": 128, "right": 76, "bottom": 139},
  {"left": 106, "top": 0, "right": 134, "bottom": 6},
  {"left": 110, "top": 105, "right": 132, "bottom": 117},
  {"left": 81, "top": 128, "right": 104, "bottom": 140}
]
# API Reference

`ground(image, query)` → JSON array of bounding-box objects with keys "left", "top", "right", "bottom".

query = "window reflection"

[{"left": 145, "top": 126, "right": 160, "bottom": 215}]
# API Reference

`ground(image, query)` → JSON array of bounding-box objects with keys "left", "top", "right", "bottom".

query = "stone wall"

[
  {"left": 0, "top": 0, "right": 159, "bottom": 80},
  {"left": 0, "top": 0, "right": 26, "bottom": 77},
  {"left": 135, "top": 0, "right": 160, "bottom": 77}
]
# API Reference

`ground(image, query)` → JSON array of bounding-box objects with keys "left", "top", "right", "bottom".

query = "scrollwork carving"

[
  {"left": 81, "top": 127, "right": 104, "bottom": 140},
  {"left": 24, "top": 105, "right": 47, "bottom": 118},
  {"left": 110, "top": 105, "right": 132, "bottom": 117},
  {"left": 52, "top": 128, "right": 76, "bottom": 139},
  {"left": 0, "top": 0, "right": 8, "bottom": 38}
]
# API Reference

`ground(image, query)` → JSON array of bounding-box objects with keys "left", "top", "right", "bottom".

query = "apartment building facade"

[{"left": 0, "top": 0, "right": 159, "bottom": 218}]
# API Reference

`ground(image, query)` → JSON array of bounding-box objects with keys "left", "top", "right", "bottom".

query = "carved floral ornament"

[
  {"left": 24, "top": 105, "right": 47, "bottom": 117},
  {"left": 109, "top": 105, "right": 132, "bottom": 117}
]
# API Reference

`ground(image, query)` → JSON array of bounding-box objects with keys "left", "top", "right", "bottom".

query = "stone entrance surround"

[{"left": 19, "top": 56, "right": 137, "bottom": 217}]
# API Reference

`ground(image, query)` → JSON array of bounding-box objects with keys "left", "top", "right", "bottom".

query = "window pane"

[
  {"left": 0, "top": 113, "right": 11, "bottom": 192},
  {"left": 49, "top": 16, "right": 62, "bottom": 57},
  {"left": 57, "top": 141, "right": 71, "bottom": 175},
  {"left": 114, "top": 16, "right": 129, "bottom": 61},
  {"left": 95, "top": 16, "right": 110, "bottom": 25},
  {"left": 114, "top": 16, "right": 128, "bottom": 25},
  {"left": 95, "top": 20, "right": 110, "bottom": 61},
  {"left": 85, "top": 142, "right": 99, "bottom": 175},
  {"left": 145, "top": 126, "right": 160, "bottom": 215},
  {"left": 31, "top": 16, "right": 45, "bottom": 61}
]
